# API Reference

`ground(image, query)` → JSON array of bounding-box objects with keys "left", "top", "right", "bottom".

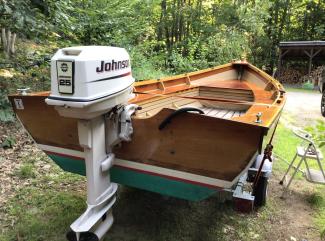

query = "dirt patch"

[
  {"left": 0, "top": 123, "right": 31, "bottom": 231},
  {"left": 0, "top": 124, "right": 31, "bottom": 204},
  {"left": 265, "top": 173, "right": 321, "bottom": 241}
]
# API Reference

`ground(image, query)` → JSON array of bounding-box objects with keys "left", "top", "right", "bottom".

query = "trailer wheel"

[
  {"left": 321, "top": 92, "right": 325, "bottom": 117},
  {"left": 253, "top": 176, "right": 268, "bottom": 207}
]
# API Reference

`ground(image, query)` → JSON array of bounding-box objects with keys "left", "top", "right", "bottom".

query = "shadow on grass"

[
  {"left": 108, "top": 186, "right": 266, "bottom": 241},
  {"left": 1, "top": 185, "right": 270, "bottom": 241}
]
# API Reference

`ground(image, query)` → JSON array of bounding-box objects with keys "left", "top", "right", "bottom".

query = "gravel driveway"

[{"left": 283, "top": 89, "right": 324, "bottom": 125}]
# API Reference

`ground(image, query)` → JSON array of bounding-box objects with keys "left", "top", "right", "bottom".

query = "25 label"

[{"left": 59, "top": 79, "right": 71, "bottom": 86}]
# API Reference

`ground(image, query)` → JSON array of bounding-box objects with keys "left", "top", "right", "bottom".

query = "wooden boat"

[{"left": 9, "top": 61, "right": 286, "bottom": 201}]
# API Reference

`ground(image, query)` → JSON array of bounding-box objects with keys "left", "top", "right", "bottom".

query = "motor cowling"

[{"left": 46, "top": 46, "right": 135, "bottom": 119}]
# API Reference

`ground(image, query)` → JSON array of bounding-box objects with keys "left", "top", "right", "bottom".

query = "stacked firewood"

[
  {"left": 312, "top": 66, "right": 324, "bottom": 85},
  {"left": 279, "top": 66, "right": 325, "bottom": 85},
  {"left": 278, "top": 68, "right": 305, "bottom": 84},
  {"left": 300, "top": 66, "right": 325, "bottom": 85}
]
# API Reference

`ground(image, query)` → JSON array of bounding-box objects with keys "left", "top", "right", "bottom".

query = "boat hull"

[{"left": 45, "top": 148, "right": 222, "bottom": 201}]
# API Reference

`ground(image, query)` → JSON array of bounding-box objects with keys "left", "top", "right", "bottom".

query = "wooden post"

[
  {"left": 304, "top": 48, "right": 321, "bottom": 86},
  {"left": 308, "top": 49, "right": 313, "bottom": 76},
  {"left": 304, "top": 49, "right": 313, "bottom": 79},
  {"left": 276, "top": 49, "right": 289, "bottom": 79},
  {"left": 276, "top": 49, "right": 282, "bottom": 78}
]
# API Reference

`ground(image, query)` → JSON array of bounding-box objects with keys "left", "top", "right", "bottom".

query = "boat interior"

[
  {"left": 132, "top": 62, "right": 285, "bottom": 125},
  {"left": 134, "top": 85, "right": 251, "bottom": 119}
]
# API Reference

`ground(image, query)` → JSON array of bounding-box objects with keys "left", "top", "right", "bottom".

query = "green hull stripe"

[
  {"left": 47, "top": 154, "right": 86, "bottom": 176},
  {"left": 47, "top": 154, "right": 217, "bottom": 201}
]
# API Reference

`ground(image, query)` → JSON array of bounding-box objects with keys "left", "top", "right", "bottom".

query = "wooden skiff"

[{"left": 9, "top": 61, "right": 286, "bottom": 201}]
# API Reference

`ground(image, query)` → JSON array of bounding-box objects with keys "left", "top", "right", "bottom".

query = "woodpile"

[
  {"left": 278, "top": 68, "right": 306, "bottom": 84},
  {"left": 301, "top": 66, "right": 325, "bottom": 86},
  {"left": 279, "top": 65, "right": 325, "bottom": 86}
]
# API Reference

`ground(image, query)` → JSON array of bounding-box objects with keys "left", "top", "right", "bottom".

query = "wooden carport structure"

[{"left": 277, "top": 41, "right": 325, "bottom": 80}]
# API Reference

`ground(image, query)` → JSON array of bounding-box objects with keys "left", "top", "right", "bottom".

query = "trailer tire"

[
  {"left": 321, "top": 92, "right": 325, "bottom": 117},
  {"left": 253, "top": 176, "right": 268, "bottom": 207}
]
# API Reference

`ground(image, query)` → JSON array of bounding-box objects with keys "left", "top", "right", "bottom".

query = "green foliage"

[
  {"left": 302, "top": 81, "right": 315, "bottom": 90},
  {"left": 0, "top": 0, "right": 49, "bottom": 37},
  {"left": 0, "top": 109, "right": 14, "bottom": 123},
  {"left": 261, "top": 0, "right": 325, "bottom": 72},
  {"left": 307, "top": 191, "right": 324, "bottom": 208},
  {"left": 289, "top": 0, "right": 325, "bottom": 41},
  {"left": 0, "top": 135, "right": 16, "bottom": 148},
  {"left": 305, "top": 120, "right": 325, "bottom": 148},
  {"left": 0, "top": 85, "right": 14, "bottom": 123},
  {"left": 15, "top": 163, "right": 36, "bottom": 179},
  {"left": 2, "top": 0, "right": 324, "bottom": 83},
  {"left": 130, "top": 45, "right": 168, "bottom": 80},
  {"left": 11, "top": 44, "right": 52, "bottom": 91}
]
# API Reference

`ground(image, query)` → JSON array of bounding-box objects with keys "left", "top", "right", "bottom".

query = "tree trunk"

[
  {"left": 2, "top": 28, "right": 7, "bottom": 53},
  {"left": 6, "top": 30, "right": 11, "bottom": 56},
  {"left": 157, "top": 0, "right": 166, "bottom": 42},
  {"left": 10, "top": 33, "right": 16, "bottom": 54},
  {"left": 1, "top": 28, "right": 17, "bottom": 58}
]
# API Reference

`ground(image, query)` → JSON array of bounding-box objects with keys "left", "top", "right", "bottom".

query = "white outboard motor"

[
  {"left": 46, "top": 46, "right": 134, "bottom": 119},
  {"left": 46, "top": 46, "right": 137, "bottom": 241}
]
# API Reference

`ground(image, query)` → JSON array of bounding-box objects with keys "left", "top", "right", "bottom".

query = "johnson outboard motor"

[{"left": 46, "top": 46, "right": 137, "bottom": 241}]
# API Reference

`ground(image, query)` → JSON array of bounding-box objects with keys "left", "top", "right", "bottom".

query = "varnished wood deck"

[{"left": 200, "top": 107, "right": 245, "bottom": 119}]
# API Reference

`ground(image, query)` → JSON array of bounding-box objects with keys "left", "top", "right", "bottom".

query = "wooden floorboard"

[
  {"left": 177, "top": 104, "right": 246, "bottom": 119},
  {"left": 206, "top": 108, "right": 221, "bottom": 117},
  {"left": 223, "top": 110, "right": 235, "bottom": 119},
  {"left": 215, "top": 109, "right": 229, "bottom": 118},
  {"left": 233, "top": 111, "right": 240, "bottom": 117},
  {"left": 137, "top": 100, "right": 247, "bottom": 120}
]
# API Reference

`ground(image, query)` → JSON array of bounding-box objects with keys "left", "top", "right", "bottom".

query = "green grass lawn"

[{"left": 284, "top": 85, "right": 320, "bottom": 93}]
